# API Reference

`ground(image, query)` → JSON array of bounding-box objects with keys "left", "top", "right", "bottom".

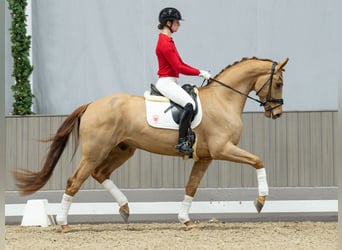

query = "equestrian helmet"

[{"left": 159, "top": 7, "right": 183, "bottom": 24}]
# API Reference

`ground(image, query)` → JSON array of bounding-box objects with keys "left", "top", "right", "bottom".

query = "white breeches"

[{"left": 156, "top": 77, "right": 195, "bottom": 108}]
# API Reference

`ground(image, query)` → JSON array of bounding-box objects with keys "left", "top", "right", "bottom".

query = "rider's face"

[{"left": 169, "top": 20, "right": 180, "bottom": 32}]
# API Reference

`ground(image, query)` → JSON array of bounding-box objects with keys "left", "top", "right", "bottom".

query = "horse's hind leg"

[
  {"left": 56, "top": 157, "right": 100, "bottom": 232},
  {"left": 56, "top": 144, "right": 135, "bottom": 232},
  {"left": 91, "top": 143, "right": 136, "bottom": 223}
]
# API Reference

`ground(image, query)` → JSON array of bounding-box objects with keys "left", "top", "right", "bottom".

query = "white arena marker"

[{"left": 21, "top": 199, "right": 55, "bottom": 227}]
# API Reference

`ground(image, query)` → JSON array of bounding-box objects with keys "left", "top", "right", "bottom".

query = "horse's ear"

[{"left": 275, "top": 58, "right": 289, "bottom": 72}]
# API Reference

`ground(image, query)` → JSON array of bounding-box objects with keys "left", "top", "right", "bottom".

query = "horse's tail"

[{"left": 12, "top": 103, "right": 90, "bottom": 196}]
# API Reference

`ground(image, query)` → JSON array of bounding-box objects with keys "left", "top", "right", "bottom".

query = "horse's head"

[{"left": 254, "top": 58, "right": 289, "bottom": 119}]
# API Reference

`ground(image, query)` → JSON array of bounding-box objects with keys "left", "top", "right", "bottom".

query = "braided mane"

[{"left": 209, "top": 57, "right": 274, "bottom": 84}]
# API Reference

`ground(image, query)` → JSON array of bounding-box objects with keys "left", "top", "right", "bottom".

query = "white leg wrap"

[
  {"left": 178, "top": 195, "right": 193, "bottom": 223},
  {"left": 56, "top": 193, "right": 73, "bottom": 225},
  {"left": 102, "top": 179, "right": 128, "bottom": 207},
  {"left": 257, "top": 168, "right": 269, "bottom": 196}
]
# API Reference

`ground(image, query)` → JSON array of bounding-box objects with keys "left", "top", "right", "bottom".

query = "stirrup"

[{"left": 176, "top": 141, "right": 193, "bottom": 156}]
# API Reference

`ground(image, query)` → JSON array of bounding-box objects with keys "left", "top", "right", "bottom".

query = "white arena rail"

[{"left": 5, "top": 187, "right": 338, "bottom": 226}]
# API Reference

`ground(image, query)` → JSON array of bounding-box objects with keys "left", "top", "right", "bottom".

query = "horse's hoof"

[
  {"left": 184, "top": 220, "right": 198, "bottom": 231},
  {"left": 254, "top": 196, "right": 266, "bottom": 213},
  {"left": 119, "top": 203, "right": 130, "bottom": 223},
  {"left": 60, "top": 224, "right": 72, "bottom": 233}
]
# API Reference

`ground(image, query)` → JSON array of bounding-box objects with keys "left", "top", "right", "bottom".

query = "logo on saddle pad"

[{"left": 144, "top": 84, "right": 202, "bottom": 130}]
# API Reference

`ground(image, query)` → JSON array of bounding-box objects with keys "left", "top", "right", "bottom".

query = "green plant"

[{"left": 8, "top": 0, "right": 34, "bottom": 115}]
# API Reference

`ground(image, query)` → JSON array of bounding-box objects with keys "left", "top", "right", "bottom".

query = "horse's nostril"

[{"left": 271, "top": 113, "right": 282, "bottom": 119}]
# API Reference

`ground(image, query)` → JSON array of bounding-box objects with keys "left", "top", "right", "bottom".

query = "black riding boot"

[{"left": 176, "top": 103, "right": 194, "bottom": 155}]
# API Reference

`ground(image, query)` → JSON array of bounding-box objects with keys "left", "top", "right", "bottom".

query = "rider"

[{"left": 155, "top": 7, "right": 211, "bottom": 155}]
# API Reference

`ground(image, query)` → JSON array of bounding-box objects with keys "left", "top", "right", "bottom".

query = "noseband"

[{"left": 207, "top": 61, "right": 284, "bottom": 111}]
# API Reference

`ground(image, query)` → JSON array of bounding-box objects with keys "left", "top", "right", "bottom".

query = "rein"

[
  {"left": 206, "top": 61, "right": 283, "bottom": 110},
  {"left": 207, "top": 78, "right": 265, "bottom": 106}
]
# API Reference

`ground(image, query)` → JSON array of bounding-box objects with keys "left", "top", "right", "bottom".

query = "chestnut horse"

[{"left": 13, "top": 57, "right": 289, "bottom": 232}]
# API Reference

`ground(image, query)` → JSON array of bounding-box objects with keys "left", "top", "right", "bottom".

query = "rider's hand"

[{"left": 199, "top": 70, "right": 211, "bottom": 80}]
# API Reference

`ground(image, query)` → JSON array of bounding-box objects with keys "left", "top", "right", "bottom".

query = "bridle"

[
  {"left": 207, "top": 61, "right": 284, "bottom": 112},
  {"left": 255, "top": 61, "right": 284, "bottom": 112}
]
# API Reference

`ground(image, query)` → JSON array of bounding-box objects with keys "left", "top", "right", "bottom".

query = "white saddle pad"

[{"left": 144, "top": 90, "right": 202, "bottom": 130}]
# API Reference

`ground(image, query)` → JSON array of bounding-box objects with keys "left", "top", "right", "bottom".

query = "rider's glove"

[{"left": 199, "top": 70, "right": 211, "bottom": 80}]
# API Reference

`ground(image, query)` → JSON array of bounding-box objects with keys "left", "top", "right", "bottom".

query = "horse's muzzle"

[
  {"left": 263, "top": 100, "right": 283, "bottom": 119},
  {"left": 264, "top": 106, "right": 282, "bottom": 119},
  {"left": 272, "top": 112, "right": 282, "bottom": 119}
]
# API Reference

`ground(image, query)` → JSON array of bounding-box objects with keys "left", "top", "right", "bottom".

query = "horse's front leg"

[
  {"left": 211, "top": 142, "right": 268, "bottom": 213},
  {"left": 179, "top": 158, "right": 212, "bottom": 229}
]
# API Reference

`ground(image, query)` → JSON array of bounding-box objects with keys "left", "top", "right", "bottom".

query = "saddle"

[
  {"left": 144, "top": 84, "right": 202, "bottom": 160},
  {"left": 149, "top": 84, "right": 199, "bottom": 124},
  {"left": 144, "top": 84, "right": 202, "bottom": 130}
]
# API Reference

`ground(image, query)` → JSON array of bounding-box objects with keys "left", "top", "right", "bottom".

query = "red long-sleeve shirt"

[{"left": 156, "top": 33, "right": 200, "bottom": 78}]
